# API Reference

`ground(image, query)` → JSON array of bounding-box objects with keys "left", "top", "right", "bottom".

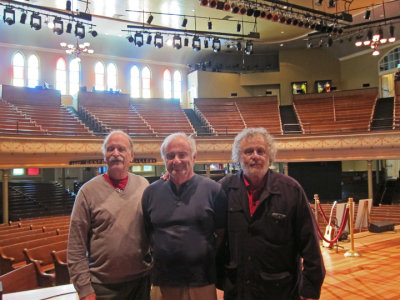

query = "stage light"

[
  {"left": 209, "top": 0, "right": 217, "bottom": 8},
  {"left": 239, "top": 7, "right": 247, "bottom": 15},
  {"left": 146, "top": 34, "right": 152, "bottom": 44},
  {"left": 244, "top": 40, "right": 253, "bottom": 55},
  {"left": 236, "top": 42, "right": 242, "bottom": 51},
  {"left": 208, "top": 20, "right": 212, "bottom": 30},
  {"left": 231, "top": 5, "right": 239, "bottom": 14},
  {"left": 246, "top": 8, "right": 254, "bottom": 17},
  {"left": 328, "top": 0, "right": 335, "bottom": 8},
  {"left": 3, "top": 7, "right": 15, "bottom": 25},
  {"left": 204, "top": 39, "right": 209, "bottom": 48},
  {"left": 364, "top": 10, "right": 371, "bottom": 20},
  {"left": 212, "top": 38, "right": 221, "bottom": 53},
  {"left": 147, "top": 14, "right": 153, "bottom": 24},
  {"left": 20, "top": 12, "right": 27, "bottom": 24},
  {"left": 184, "top": 37, "right": 189, "bottom": 47},
  {"left": 30, "top": 12, "right": 42, "bottom": 30},
  {"left": 181, "top": 18, "right": 188, "bottom": 27},
  {"left": 127, "top": 35, "right": 134, "bottom": 43},
  {"left": 75, "top": 22, "right": 85, "bottom": 39},
  {"left": 192, "top": 35, "right": 201, "bottom": 51},
  {"left": 134, "top": 32, "right": 144, "bottom": 47},
  {"left": 315, "top": 0, "right": 323, "bottom": 5},
  {"left": 53, "top": 17, "right": 63, "bottom": 35},
  {"left": 223, "top": 3, "right": 231, "bottom": 11},
  {"left": 173, "top": 35, "right": 182, "bottom": 49},
  {"left": 200, "top": 0, "right": 208, "bottom": 6},
  {"left": 90, "top": 29, "right": 98, "bottom": 37},
  {"left": 66, "top": 22, "right": 72, "bottom": 33},
  {"left": 253, "top": 10, "right": 261, "bottom": 18},
  {"left": 154, "top": 33, "right": 163, "bottom": 48}
]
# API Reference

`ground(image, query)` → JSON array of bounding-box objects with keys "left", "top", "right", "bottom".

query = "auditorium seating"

[
  {"left": 293, "top": 88, "right": 378, "bottom": 134},
  {"left": 393, "top": 95, "right": 400, "bottom": 129},
  {"left": 51, "top": 249, "right": 69, "bottom": 285},
  {"left": 0, "top": 263, "right": 41, "bottom": 296},
  {"left": 131, "top": 99, "right": 196, "bottom": 137},
  {"left": 6, "top": 182, "right": 75, "bottom": 221}
]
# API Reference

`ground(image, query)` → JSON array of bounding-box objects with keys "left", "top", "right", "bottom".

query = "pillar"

[
  {"left": 2, "top": 169, "right": 10, "bottom": 224},
  {"left": 367, "top": 160, "right": 373, "bottom": 199}
]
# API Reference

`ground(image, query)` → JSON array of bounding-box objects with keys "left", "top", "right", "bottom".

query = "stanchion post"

[
  {"left": 314, "top": 194, "right": 319, "bottom": 226},
  {"left": 344, "top": 197, "right": 361, "bottom": 257}
]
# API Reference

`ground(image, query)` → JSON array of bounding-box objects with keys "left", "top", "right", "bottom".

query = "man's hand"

[{"left": 81, "top": 293, "right": 96, "bottom": 300}]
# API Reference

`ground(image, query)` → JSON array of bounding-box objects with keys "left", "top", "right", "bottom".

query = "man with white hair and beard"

[
  {"left": 219, "top": 127, "right": 325, "bottom": 300},
  {"left": 68, "top": 130, "right": 152, "bottom": 300}
]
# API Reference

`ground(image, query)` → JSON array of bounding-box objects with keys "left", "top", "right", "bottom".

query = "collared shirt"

[
  {"left": 103, "top": 173, "right": 128, "bottom": 191},
  {"left": 243, "top": 173, "right": 268, "bottom": 216}
]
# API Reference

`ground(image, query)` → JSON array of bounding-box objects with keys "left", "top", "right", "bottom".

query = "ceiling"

[{"left": 1, "top": 0, "right": 400, "bottom": 68}]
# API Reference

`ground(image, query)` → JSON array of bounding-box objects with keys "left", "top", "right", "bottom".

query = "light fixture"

[
  {"left": 236, "top": 41, "right": 242, "bottom": 51},
  {"left": 3, "top": 7, "right": 15, "bottom": 25},
  {"left": 60, "top": 40, "right": 94, "bottom": 57},
  {"left": 173, "top": 35, "right": 182, "bottom": 49},
  {"left": 147, "top": 14, "right": 153, "bottom": 24},
  {"left": 208, "top": 19, "right": 212, "bottom": 30},
  {"left": 231, "top": 5, "right": 239, "bottom": 14},
  {"left": 75, "top": 22, "right": 85, "bottom": 39},
  {"left": 389, "top": 25, "right": 396, "bottom": 42},
  {"left": 30, "top": 12, "right": 42, "bottom": 30},
  {"left": 66, "top": 0, "right": 72, "bottom": 11},
  {"left": 146, "top": 34, "right": 152, "bottom": 45},
  {"left": 212, "top": 38, "right": 221, "bottom": 52},
  {"left": 184, "top": 37, "right": 189, "bottom": 47},
  {"left": 53, "top": 17, "right": 63, "bottom": 35},
  {"left": 315, "top": 0, "right": 323, "bottom": 6},
  {"left": 247, "top": 8, "right": 254, "bottom": 17},
  {"left": 90, "top": 29, "right": 98, "bottom": 37},
  {"left": 181, "top": 18, "right": 188, "bottom": 27},
  {"left": 354, "top": 26, "right": 396, "bottom": 55},
  {"left": 154, "top": 33, "right": 163, "bottom": 48},
  {"left": 134, "top": 32, "right": 144, "bottom": 47},
  {"left": 20, "top": 11, "right": 27, "bottom": 24},
  {"left": 200, "top": 0, "right": 208, "bottom": 6},
  {"left": 127, "top": 35, "right": 134, "bottom": 43},
  {"left": 204, "top": 39, "right": 209, "bottom": 48},
  {"left": 244, "top": 40, "right": 253, "bottom": 55},
  {"left": 192, "top": 35, "right": 201, "bottom": 51},
  {"left": 66, "top": 22, "right": 72, "bottom": 33},
  {"left": 328, "top": 0, "right": 335, "bottom": 8},
  {"left": 253, "top": 10, "right": 261, "bottom": 18}
]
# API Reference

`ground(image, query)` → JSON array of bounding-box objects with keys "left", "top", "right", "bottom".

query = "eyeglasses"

[{"left": 242, "top": 148, "right": 267, "bottom": 157}]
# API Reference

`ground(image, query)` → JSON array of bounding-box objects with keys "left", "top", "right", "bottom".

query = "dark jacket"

[{"left": 219, "top": 170, "right": 325, "bottom": 300}]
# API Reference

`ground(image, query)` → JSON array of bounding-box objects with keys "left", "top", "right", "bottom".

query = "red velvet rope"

[
  {"left": 315, "top": 207, "right": 350, "bottom": 244},
  {"left": 316, "top": 201, "right": 330, "bottom": 225}
]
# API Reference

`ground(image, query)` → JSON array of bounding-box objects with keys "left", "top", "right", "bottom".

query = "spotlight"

[
  {"left": 75, "top": 22, "right": 85, "bottom": 39},
  {"left": 181, "top": 18, "right": 188, "bottom": 27},
  {"left": 30, "top": 12, "right": 42, "bottom": 30},
  {"left": 212, "top": 38, "right": 221, "bottom": 53},
  {"left": 208, "top": 20, "right": 212, "bottom": 30},
  {"left": 146, "top": 34, "right": 152, "bottom": 44},
  {"left": 253, "top": 10, "right": 261, "bottom": 18},
  {"left": 20, "top": 12, "right": 27, "bottom": 24},
  {"left": 364, "top": 10, "right": 371, "bottom": 20},
  {"left": 266, "top": 13, "right": 273, "bottom": 20},
  {"left": 231, "top": 5, "right": 239, "bottom": 14},
  {"left": 328, "top": 0, "right": 335, "bottom": 8},
  {"left": 292, "top": 19, "right": 298, "bottom": 26},
  {"left": 315, "top": 0, "right": 323, "bottom": 5},
  {"left": 246, "top": 8, "right": 254, "bottom": 17},
  {"left": 184, "top": 37, "right": 189, "bottom": 47},
  {"left": 147, "top": 14, "right": 153, "bottom": 24},
  {"left": 53, "top": 17, "right": 63, "bottom": 35},
  {"left": 204, "top": 39, "right": 209, "bottom": 48},
  {"left": 209, "top": 0, "right": 217, "bottom": 8},
  {"left": 127, "top": 35, "right": 134, "bottom": 43},
  {"left": 244, "top": 40, "right": 253, "bottom": 55},
  {"left": 173, "top": 35, "right": 182, "bottom": 50},
  {"left": 66, "top": 0, "right": 72, "bottom": 11},
  {"left": 3, "top": 7, "right": 15, "bottom": 25},
  {"left": 192, "top": 35, "right": 201, "bottom": 51},
  {"left": 237, "top": 22, "right": 241, "bottom": 32},
  {"left": 134, "top": 32, "right": 144, "bottom": 47},
  {"left": 66, "top": 22, "right": 72, "bottom": 33},
  {"left": 154, "top": 33, "right": 163, "bottom": 48},
  {"left": 200, "top": 0, "right": 208, "bottom": 6},
  {"left": 239, "top": 6, "right": 247, "bottom": 15},
  {"left": 223, "top": 3, "right": 231, "bottom": 11},
  {"left": 90, "top": 29, "right": 98, "bottom": 37},
  {"left": 260, "top": 11, "right": 266, "bottom": 18}
]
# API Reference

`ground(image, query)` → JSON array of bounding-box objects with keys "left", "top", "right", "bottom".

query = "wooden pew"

[
  {"left": 0, "top": 234, "right": 68, "bottom": 275},
  {"left": 23, "top": 240, "right": 68, "bottom": 285},
  {"left": 51, "top": 250, "right": 69, "bottom": 285},
  {"left": 0, "top": 263, "right": 42, "bottom": 297}
]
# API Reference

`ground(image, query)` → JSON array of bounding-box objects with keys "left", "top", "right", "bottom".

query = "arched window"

[
  {"left": 69, "top": 58, "right": 80, "bottom": 96},
  {"left": 163, "top": 69, "right": 172, "bottom": 99},
  {"left": 107, "top": 63, "right": 117, "bottom": 92},
  {"left": 56, "top": 57, "right": 67, "bottom": 95},
  {"left": 379, "top": 47, "right": 400, "bottom": 72},
  {"left": 130, "top": 65, "right": 140, "bottom": 98},
  {"left": 27, "top": 55, "right": 39, "bottom": 88},
  {"left": 173, "top": 70, "right": 182, "bottom": 101},
  {"left": 142, "top": 66, "right": 151, "bottom": 98},
  {"left": 12, "top": 52, "right": 25, "bottom": 87},
  {"left": 95, "top": 61, "right": 105, "bottom": 91}
]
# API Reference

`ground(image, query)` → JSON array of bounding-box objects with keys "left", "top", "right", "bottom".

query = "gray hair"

[
  {"left": 160, "top": 132, "right": 197, "bottom": 163},
  {"left": 102, "top": 130, "right": 134, "bottom": 156},
  {"left": 232, "top": 127, "right": 277, "bottom": 167}
]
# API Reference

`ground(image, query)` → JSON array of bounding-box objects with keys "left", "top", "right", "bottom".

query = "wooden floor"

[{"left": 217, "top": 225, "right": 400, "bottom": 300}]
